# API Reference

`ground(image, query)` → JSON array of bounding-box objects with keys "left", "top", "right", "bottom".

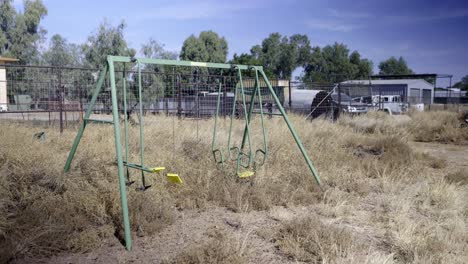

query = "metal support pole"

[
  {"left": 108, "top": 58, "right": 132, "bottom": 251},
  {"left": 237, "top": 68, "right": 252, "bottom": 165},
  {"left": 59, "top": 68, "right": 64, "bottom": 133},
  {"left": 177, "top": 76, "right": 182, "bottom": 118},
  {"left": 122, "top": 64, "right": 130, "bottom": 182},
  {"left": 137, "top": 61, "right": 146, "bottom": 190},
  {"left": 64, "top": 65, "right": 108, "bottom": 172},
  {"left": 288, "top": 80, "right": 292, "bottom": 109},
  {"left": 337, "top": 83, "right": 341, "bottom": 119},
  {"left": 240, "top": 76, "right": 258, "bottom": 150},
  {"left": 222, "top": 77, "right": 227, "bottom": 117},
  {"left": 259, "top": 69, "right": 321, "bottom": 186}
]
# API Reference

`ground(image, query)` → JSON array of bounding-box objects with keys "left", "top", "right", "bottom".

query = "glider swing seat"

[
  {"left": 63, "top": 56, "right": 321, "bottom": 251},
  {"left": 212, "top": 66, "right": 267, "bottom": 178}
]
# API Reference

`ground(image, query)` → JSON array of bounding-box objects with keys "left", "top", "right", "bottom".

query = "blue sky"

[{"left": 14, "top": 0, "right": 468, "bottom": 85}]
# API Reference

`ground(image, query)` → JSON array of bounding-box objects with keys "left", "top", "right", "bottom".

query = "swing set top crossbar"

[{"left": 108, "top": 55, "right": 262, "bottom": 70}]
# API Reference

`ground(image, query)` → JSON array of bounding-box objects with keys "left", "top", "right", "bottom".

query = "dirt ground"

[{"left": 14, "top": 141, "right": 467, "bottom": 264}]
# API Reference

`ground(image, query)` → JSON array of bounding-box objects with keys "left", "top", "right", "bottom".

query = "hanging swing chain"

[
  {"left": 172, "top": 67, "right": 176, "bottom": 158},
  {"left": 122, "top": 63, "right": 130, "bottom": 181},
  {"left": 136, "top": 59, "right": 147, "bottom": 189},
  {"left": 227, "top": 66, "right": 240, "bottom": 161},
  {"left": 211, "top": 71, "right": 224, "bottom": 165},
  {"left": 235, "top": 67, "right": 253, "bottom": 173},
  {"left": 195, "top": 67, "right": 200, "bottom": 140},
  {"left": 253, "top": 68, "right": 268, "bottom": 168}
]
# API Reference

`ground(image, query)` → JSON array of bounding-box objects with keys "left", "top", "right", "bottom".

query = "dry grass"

[
  {"left": 163, "top": 229, "right": 247, "bottom": 264},
  {"left": 274, "top": 216, "right": 356, "bottom": 263},
  {"left": 445, "top": 170, "right": 468, "bottom": 185},
  {"left": 0, "top": 111, "right": 467, "bottom": 263},
  {"left": 408, "top": 111, "right": 468, "bottom": 143}
]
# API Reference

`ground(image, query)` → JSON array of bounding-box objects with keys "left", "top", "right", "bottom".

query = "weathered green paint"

[
  {"left": 64, "top": 55, "right": 320, "bottom": 253},
  {"left": 258, "top": 69, "right": 321, "bottom": 186},
  {"left": 236, "top": 67, "right": 253, "bottom": 172},
  {"left": 211, "top": 81, "right": 225, "bottom": 164},
  {"left": 227, "top": 68, "right": 239, "bottom": 161},
  {"left": 136, "top": 60, "right": 147, "bottom": 190},
  {"left": 122, "top": 64, "right": 130, "bottom": 182},
  {"left": 123, "top": 162, "right": 154, "bottom": 173},
  {"left": 253, "top": 69, "right": 268, "bottom": 167},
  {"left": 110, "top": 55, "right": 263, "bottom": 70},
  {"left": 108, "top": 57, "right": 132, "bottom": 250},
  {"left": 63, "top": 65, "right": 108, "bottom": 172},
  {"left": 85, "top": 118, "right": 114, "bottom": 124}
]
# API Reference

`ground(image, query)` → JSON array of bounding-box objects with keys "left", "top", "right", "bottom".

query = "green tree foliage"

[
  {"left": 454, "top": 75, "right": 468, "bottom": 91},
  {"left": 229, "top": 52, "right": 262, "bottom": 77},
  {"left": 378, "top": 56, "right": 414, "bottom": 75},
  {"left": 141, "top": 38, "right": 177, "bottom": 61},
  {"left": 248, "top": 33, "right": 312, "bottom": 79},
  {"left": 140, "top": 39, "right": 178, "bottom": 98},
  {"left": 180, "top": 30, "right": 228, "bottom": 63},
  {"left": 0, "top": 0, "right": 47, "bottom": 64},
  {"left": 303, "top": 42, "right": 373, "bottom": 83},
  {"left": 42, "top": 34, "right": 81, "bottom": 66},
  {"left": 81, "top": 20, "right": 135, "bottom": 69}
]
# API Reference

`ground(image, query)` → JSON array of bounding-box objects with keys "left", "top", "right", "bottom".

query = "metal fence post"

[
  {"left": 177, "top": 76, "right": 182, "bottom": 118},
  {"left": 337, "top": 83, "right": 341, "bottom": 119},
  {"left": 59, "top": 68, "right": 64, "bottom": 133}
]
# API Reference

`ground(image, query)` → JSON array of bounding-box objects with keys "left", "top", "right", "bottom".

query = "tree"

[
  {"left": 180, "top": 30, "right": 228, "bottom": 63},
  {"left": 141, "top": 38, "right": 177, "bottom": 60},
  {"left": 302, "top": 43, "right": 373, "bottom": 83},
  {"left": 378, "top": 56, "right": 414, "bottom": 75},
  {"left": 243, "top": 33, "right": 312, "bottom": 79},
  {"left": 81, "top": 20, "right": 135, "bottom": 69},
  {"left": 454, "top": 75, "right": 468, "bottom": 91},
  {"left": 42, "top": 34, "right": 82, "bottom": 66},
  {"left": 349, "top": 51, "right": 373, "bottom": 79},
  {"left": 228, "top": 52, "right": 262, "bottom": 77},
  {"left": 0, "top": 0, "right": 47, "bottom": 64},
  {"left": 140, "top": 39, "right": 178, "bottom": 98}
]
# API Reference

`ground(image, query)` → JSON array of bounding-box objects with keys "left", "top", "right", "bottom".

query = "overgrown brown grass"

[
  {"left": 163, "top": 229, "right": 247, "bottom": 264},
  {"left": 0, "top": 111, "right": 467, "bottom": 263},
  {"left": 274, "top": 216, "right": 356, "bottom": 263}
]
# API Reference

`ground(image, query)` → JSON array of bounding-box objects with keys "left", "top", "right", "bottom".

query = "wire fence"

[
  {"left": 1, "top": 64, "right": 467, "bottom": 132},
  {"left": 0, "top": 64, "right": 287, "bottom": 131}
]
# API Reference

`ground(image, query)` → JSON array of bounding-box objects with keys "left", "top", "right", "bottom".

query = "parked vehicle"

[
  {"left": 372, "top": 95, "right": 408, "bottom": 114},
  {"left": 7, "top": 94, "right": 33, "bottom": 111},
  {"left": 331, "top": 93, "right": 368, "bottom": 114},
  {"left": 0, "top": 104, "right": 7, "bottom": 112}
]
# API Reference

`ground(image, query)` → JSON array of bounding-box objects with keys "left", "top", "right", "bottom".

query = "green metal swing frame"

[
  {"left": 63, "top": 55, "right": 321, "bottom": 251},
  {"left": 212, "top": 66, "right": 268, "bottom": 176}
]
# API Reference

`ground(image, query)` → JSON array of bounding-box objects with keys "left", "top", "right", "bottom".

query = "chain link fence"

[
  {"left": 0, "top": 64, "right": 288, "bottom": 132},
  {"left": 1, "top": 64, "right": 467, "bottom": 131}
]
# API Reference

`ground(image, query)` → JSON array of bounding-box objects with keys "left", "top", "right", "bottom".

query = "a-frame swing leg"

[
  {"left": 258, "top": 69, "right": 322, "bottom": 187},
  {"left": 108, "top": 57, "right": 133, "bottom": 250},
  {"left": 63, "top": 64, "right": 108, "bottom": 172}
]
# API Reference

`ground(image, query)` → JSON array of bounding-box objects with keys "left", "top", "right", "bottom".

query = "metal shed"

[{"left": 341, "top": 79, "right": 434, "bottom": 104}]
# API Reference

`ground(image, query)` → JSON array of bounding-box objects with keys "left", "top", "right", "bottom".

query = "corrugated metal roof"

[{"left": 342, "top": 79, "right": 433, "bottom": 89}]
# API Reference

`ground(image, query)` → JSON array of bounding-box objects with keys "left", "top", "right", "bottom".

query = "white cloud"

[
  {"left": 306, "top": 19, "right": 362, "bottom": 32},
  {"left": 137, "top": 0, "right": 263, "bottom": 21},
  {"left": 327, "top": 8, "right": 373, "bottom": 19}
]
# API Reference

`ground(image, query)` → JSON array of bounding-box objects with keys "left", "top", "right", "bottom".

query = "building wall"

[
  {"left": 0, "top": 66, "right": 6, "bottom": 110},
  {"left": 370, "top": 84, "right": 407, "bottom": 101}
]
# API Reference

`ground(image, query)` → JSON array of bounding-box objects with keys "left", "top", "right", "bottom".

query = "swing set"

[{"left": 63, "top": 56, "right": 321, "bottom": 251}]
